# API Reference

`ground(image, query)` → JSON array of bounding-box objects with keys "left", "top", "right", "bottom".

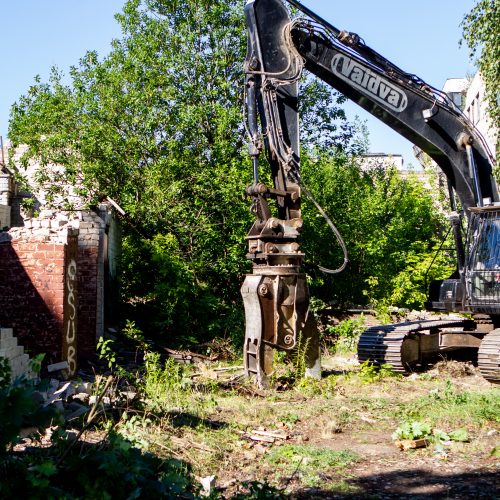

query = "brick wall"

[
  {"left": 77, "top": 244, "right": 100, "bottom": 356},
  {"left": 0, "top": 142, "right": 122, "bottom": 370},
  {"left": 0, "top": 203, "right": 120, "bottom": 368},
  {"left": 0, "top": 238, "right": 72, "bottom": 364},
  {"left": 77, "top": 210, "right": 106, "bottom": 355}
]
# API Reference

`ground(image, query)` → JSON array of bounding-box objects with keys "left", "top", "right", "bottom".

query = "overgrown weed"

[
  {"left": 0, "top": 354, "right": 197, "bottom": 498},
  {"left": 399, "top": 380, "right": 500, "bottom": 428},
  {"left": 266, "top": 445, "right": 359, "bottom": 487},
  {"left": 141, "top": 353, "right": 194, "bottom": 412},
  {"left": 294, "top": 374, "right": 340, "bottom": 398},
  {"left": 356, "top": 360, "right": 401, "bottom": 384},
  {"left": 232, "top": 481, "right": 286, "bottom": 499},
  {"left": 323, "top": 317, "right": 365, "bottom": 355}
]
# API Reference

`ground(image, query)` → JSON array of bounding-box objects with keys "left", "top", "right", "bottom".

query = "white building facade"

[{"left": 443, "top": 73, "right": 497, "bottom": 159}]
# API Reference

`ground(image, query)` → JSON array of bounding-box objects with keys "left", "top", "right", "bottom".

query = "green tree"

[
  {"left": 8, "top": 0, "right": 451, "bottom": 341},
  {"left": 8, "top": 0, "right": 355, "bottom": 343},
  {"left": 9, "top": 0, "right": 252, "bottom": 343},
  {"left": 461, "top": 0, "right": 500, "bottom": 153},
  {"left": 301, "top": 152, "right": 454, "bottom": 311}
]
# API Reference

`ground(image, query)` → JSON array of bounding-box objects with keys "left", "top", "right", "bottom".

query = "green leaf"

[
  {"left": 392, "top": 420, "right": 432, "bottom": 440},
  {"left": 448, "top": 428, "right": 469, "bottom": 442},
  {"left": 432, "top": 429, "right": 450, "bottom": 442},
  {"left": 33, "top": 461, "right": 57, "bottom": 477}
]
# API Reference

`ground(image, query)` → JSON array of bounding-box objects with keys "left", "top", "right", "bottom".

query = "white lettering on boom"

[{"left": 331, "top": 54, "right": 408, "bottom": 113}]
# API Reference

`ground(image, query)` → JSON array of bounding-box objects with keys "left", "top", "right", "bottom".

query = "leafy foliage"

[
  {"left": 461, "top": 0, "right": 500, "bottom": 158},
  {"left": 1, "top": 430, "right": 194, "bottom": 499},
  {"left": 141, "top": 353, "right": 194, "bottom": 412},
  {"left": 392, "top": 421, "right": 470, "bottom": 446},
  {"left": 8, "top": 0, "right": 455, "bottom": 343},
  {"left": 267, "top": 445, "right": 358, "bottom": 487},
  {"left": 97, "top": 337, "right": 118, "bottom": 371},
  {"left": 7, "top": 0, "right": 362, "bottom": 342},
  {"left": 400, "top": 381, "right": 500, "bottom": 426},
  {"left": 301, "top": 154, "right": 454, "bottom": 310},
  {"left": 324, "top": 316, "right": 365, "bottom": 353},
  {"left": 232, "top": 481, "right": 286, "bottom": 499},
  {"left": 357, "top": 360, "right": 399, "bottom": 384},
  {"left": 0, "top": 357, "right": 56, "bottom": 462},
  {"left": 9, "top": 0, "right": 251, "bottom": 342},
  {"left": 0, "top": 345, "right": 198, "bottom": 498},
  {"left": 392, "top": 421, "right": 432, "bottom": 441}
]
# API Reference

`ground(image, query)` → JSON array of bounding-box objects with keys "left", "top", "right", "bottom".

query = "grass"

[
  {"left": 9, "top": 340, "right": 499, "bottom": 498},
  {"left": 141, "top": 353, "right": 195, "bottom": 412},
  {"left": 324, "top": 479, "right": 362, "bottom": 495},
  {"left": 279, "top": 412, "right": 301, "bottom": 427},
  {"left": 120, "top": 344, "right": 500, "bottom": 498},
  {"left": 136, "top": 350, "right": 498, "bottom": 464},
  {"left": 266, "top": 445, "right": 359, "bottom": 487},
  {"left": 398, "top": 381, "right": 500, "bottom": 428}
]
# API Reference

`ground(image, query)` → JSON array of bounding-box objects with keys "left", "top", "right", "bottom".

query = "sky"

[{"left": 0, "top": 0, "right": 477, "bottom": 167}]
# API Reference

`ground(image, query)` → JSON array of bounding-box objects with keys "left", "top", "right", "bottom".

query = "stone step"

[
  {"left": 0, "top": 345, "right": 24, "bottom": 359},
  {"left": 0, "top": 335, "right": 18, "bottom": 350},
  {"left": 10, "top": 353, "right": 30, "bottom": 379},
  {"left": 0, "top": 327, "right": 35, "bottom": 381},
  {"left": 0, "top": 328, "right": 14, "bottom": 342}
]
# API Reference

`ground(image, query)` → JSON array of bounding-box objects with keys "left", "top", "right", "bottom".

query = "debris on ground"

[{"left": 395, "top": 438, "right": 429, "bottom": 451}]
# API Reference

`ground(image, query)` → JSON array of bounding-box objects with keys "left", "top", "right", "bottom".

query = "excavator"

[{"left": 240, "top": 0, "right": 500, "bottom": 387}]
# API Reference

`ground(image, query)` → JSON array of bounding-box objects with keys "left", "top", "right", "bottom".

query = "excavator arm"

[
  {"left": 246, "top": 0, "right": 497, "bottom": 210},
  {"left": 241, "top": 0, "right": 500, "bottom": 386}
]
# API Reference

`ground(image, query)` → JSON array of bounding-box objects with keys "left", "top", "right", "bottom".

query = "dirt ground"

[
  {"left": 20, "top": 349, "right": 499, "bottom": 499},
  {"left": 154, "top": 353, "right": 500, "bottom": 499}
]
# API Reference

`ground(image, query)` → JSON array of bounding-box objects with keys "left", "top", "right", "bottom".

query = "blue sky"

[
  {"left": 0, "top": 0, "right": 123, "bottom": 139},
  {"left": 0, "top": 0, "right": 477, "bottom": 167}
]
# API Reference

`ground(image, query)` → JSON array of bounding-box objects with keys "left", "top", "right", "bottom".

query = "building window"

[
  {"left": 475, "top": 93, "right": 481, "bottom": 123},
  {"left": 449, "top": 92, "right": 463, "bottom": 109},
  {"left": 469, "top": 101, "right": 475, "bottom": 123}
]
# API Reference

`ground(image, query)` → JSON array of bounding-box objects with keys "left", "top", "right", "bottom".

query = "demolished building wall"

[{"left": 0, "top": 141, "right": 121, "bottom": 376}]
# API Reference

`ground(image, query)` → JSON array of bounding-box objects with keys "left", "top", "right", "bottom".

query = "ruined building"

[{"left": 0, "top": 141, "right": 121, "bottom": 377}]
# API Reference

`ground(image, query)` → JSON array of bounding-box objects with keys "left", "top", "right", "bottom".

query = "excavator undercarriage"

[{"left": 358, "top": 319, "right": 500, "bottom": 384}]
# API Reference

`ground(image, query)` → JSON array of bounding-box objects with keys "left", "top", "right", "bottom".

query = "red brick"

[{"left": 0, "top": 232, "right": 101, "bottom": 362}]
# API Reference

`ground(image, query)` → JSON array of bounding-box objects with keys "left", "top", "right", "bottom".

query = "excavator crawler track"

[
  {"left": 357, "top": 319, "right": 472, "bottom": 373},
  {"left": 478, "top": 329, "right": 500, "bottom": 384}
]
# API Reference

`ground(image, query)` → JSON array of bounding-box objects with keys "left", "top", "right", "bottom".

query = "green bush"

[
  {"left": 301, "top": 155, "right": 454, "bottom": 311},
  {"left": 324, "top": 317, "right": 365, "bottom": 353},
  {"left": 0, "top": 351, "right": 197, "bottom": 498},
  {"left": 357, "top": 360, "right": 400, "bottom": 384},
  {"left": 1, "top": 430, "right": 195, "bottom": 499},
  {"left": 8, "top": 0, "right": 454, "bottom": 346}
]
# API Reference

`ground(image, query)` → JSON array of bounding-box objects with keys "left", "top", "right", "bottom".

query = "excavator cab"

[
  {"left": 427, "top": 207, "right": 500, "bottom": 314},
  {"left": 467, "top": 207, "right": 500, "bottom": 312}
]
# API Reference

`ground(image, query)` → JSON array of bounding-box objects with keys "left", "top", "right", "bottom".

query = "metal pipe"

[
  {"left": 284, "top": 0, "right": 341, "bottom": 37},
  {"left": 447, "top": 178, "right": 457, "bottom": 212},
  {"left": 246, "top": 76, "right": 260, "bottom": 183},
  {"left": 252, "top": 158, "right": 259, "bottom": 184}
]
